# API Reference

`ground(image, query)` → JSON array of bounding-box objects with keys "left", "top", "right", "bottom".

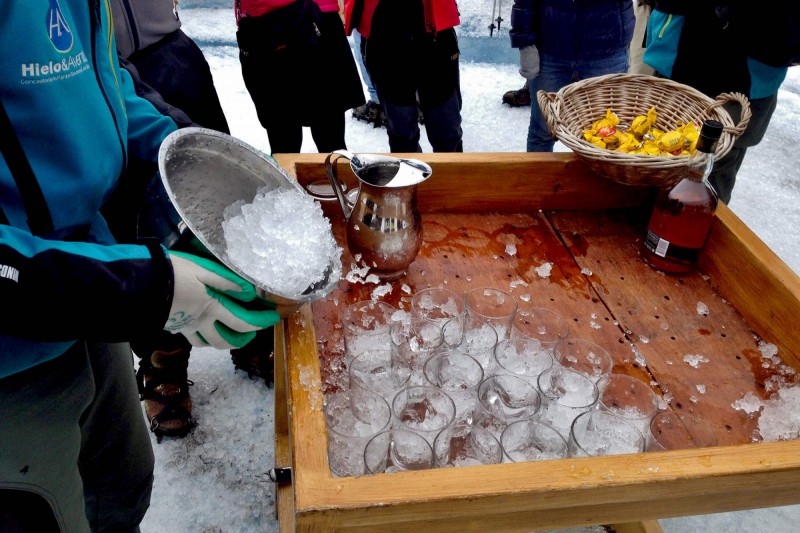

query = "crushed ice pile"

[{"left": 222, "top": 187, "right": 342, "bottom": 297}]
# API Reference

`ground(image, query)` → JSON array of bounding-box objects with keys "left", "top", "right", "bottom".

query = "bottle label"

[{"left": 644, "top": 229, "right": 700, "bottom": 262}]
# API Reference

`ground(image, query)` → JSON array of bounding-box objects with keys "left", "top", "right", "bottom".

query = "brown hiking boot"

[
  {"left": 502, "top": 83, "right": 531, "bottom": 107},
  {"left": 136, "top": 343, "right": 195, "bottom": 442}
]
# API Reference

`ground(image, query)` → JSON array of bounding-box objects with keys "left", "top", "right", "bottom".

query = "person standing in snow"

[
  {"left": 235, "top": 0, "right": 365, "bottom": 153},
  {"left": 643, "top": 1, "right": 798, "bottom": 203},
  {"left": 0, "top": 1, "right": 278, "bottom": 530},
  {"left": 344, "top": 0, "right": 464, "bottom": 153},
  {"left": 110, "top": 0, "right": 277, "bottom": 443},
  {"left": 510, "top": 0, "right": 635, "bottom": 152}
]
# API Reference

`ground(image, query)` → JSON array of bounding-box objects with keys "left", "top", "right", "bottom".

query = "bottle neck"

[{"left": 686, "top": 134, "right": 718, "bottom": 183}]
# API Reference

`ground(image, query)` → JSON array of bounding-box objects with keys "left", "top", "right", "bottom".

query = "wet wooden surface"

[{"left": 309, "top": 207, "right": 792, "bottom": 446}]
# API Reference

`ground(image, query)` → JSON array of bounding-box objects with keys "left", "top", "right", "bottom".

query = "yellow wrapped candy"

[
  {"left": 679, "top": 121, "right": 700, "bottom": 152},
  {"left": 630, "top": 107, "right": 657, "bottom": 138},
  {"left": 582, "top": 107, "right": 704, "bottom": 157},
  {"left": 656, "top": 130, "right": 684, "bottom": 154},
  {"left": 592, "top": 108, "right": 621, "bottom": 132}
]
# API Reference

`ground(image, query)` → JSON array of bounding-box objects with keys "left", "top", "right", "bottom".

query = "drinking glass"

[
  {"left": 447, "top": 317, "right": 499, "bottom": 374},
  {"left": 392, "top": 386, "right": 456, "bottom": 446},
  {"left": 568, "top": 410, "right": 646, "bottom": 458},
  {"left": 537, "top": 366, "right": 599, "bottom": 438},
  {"left": 500, "top": 420, "right": 569, "bottom": 463},
  {"left": 349, "top": 348, "right": 412, "bottom": 406},
  {"left": 553, "top": 338, "right": 614, "bottom": 384},
  {"left": 390, "top": 317, "right": 444, "bottom": 383},
  {"left": 411, "top": 287, "right": 466, "bottom": 328},
  {"left": 647, "top": 411, "right": 718, "bottom": 452},
  {"left": 423, "top": 351, "right": 484, "bottom": 424},
  {"left": 510, "top": 306, "right": 570, "bottom": 352},
  {"left": 597, "top": 374, "right": 660, "bottom": 437},
  {"left": 364, "top": 429, "right": 435, "bottom": 474},
  {"left": 465, "top": 287, "right": 518, "bottom": 341},
  {"left": 325, "top": 389, "right": 392, "bottom": 477},
  {"left": 433, "top": 421, "right": 502, "bottom": 468},
  {"left": 472, "top": 374, "right": 541, "bottom": 437},
  {"left": 494, "top": 336, "right": 554, "bottom": 387},
  {"left": 342, "top": 300, "right": 397, "bottom": 364}
]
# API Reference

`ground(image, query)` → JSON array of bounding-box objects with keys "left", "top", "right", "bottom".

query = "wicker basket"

[{"left": 537, "top": 73, "right": 751, "bottom": 187}]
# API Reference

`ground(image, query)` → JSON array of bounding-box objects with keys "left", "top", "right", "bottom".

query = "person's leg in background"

[
  {"left": 310, "top": 108, "right": 348, "bottom": 153},
  {"left": 709, "top": 93, "right": 779, "bottom": 204},
  {"left": 526, "top": 54, "right": 575, "bottom": 152},
  {"left": 240, "top": 46, "right": 304, "bottom": 153},
  {"left": 351, "top": 29, "right": 387, "bottom": 127},
  {"left": 353, "top": 29, "right": 379, "bottom": 105},
  {"left": 417, "top": 29, "right": 463, "bottom": 152},
  {"left": 364, "top": 34, "right": 424, "bottom": 152}
]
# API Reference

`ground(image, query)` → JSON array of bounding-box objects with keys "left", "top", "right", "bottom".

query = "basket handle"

[
  {"left": 706, "top": 92, "right": 751, "bottom": 138},
  {"left": 536, "top": 90, "right": 563, "bottom": 138}
]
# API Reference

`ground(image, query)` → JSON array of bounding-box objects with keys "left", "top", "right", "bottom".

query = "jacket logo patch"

[{"left": 47, "top": 0, "right": 74, "bottom": 53}]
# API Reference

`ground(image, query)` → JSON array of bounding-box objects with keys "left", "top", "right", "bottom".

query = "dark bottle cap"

[{"left": 697, "top": 119, "right": 723, "bottom": 153}]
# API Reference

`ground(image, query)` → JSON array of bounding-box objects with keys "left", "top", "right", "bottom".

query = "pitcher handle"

[{"left": 309, "top": 149, "right": 352, "bottom": 220}]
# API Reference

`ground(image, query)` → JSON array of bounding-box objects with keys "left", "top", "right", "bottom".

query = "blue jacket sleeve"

[{"left": 0, "top": 225, "right": 173, "bottom": 342}]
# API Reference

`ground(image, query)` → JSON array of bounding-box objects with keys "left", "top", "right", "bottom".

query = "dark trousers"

[
  {"left": 238, "top": 11, "right": 363, "bottom": 154},
  {"left": 0, "top": 342, "right": 154, "bottom": 532},
  {"left": 709, "top": 93, "right": 779, "bottom": 204},
  {"left": 363, "top": 23, "right": 463, "bottom": 153}
]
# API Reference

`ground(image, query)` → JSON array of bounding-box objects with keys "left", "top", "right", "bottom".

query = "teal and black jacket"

[
  {"left": 643, "top": 1, "right": 790, "bottom": 99},
  {"left": 0, "top": 0, "right": 179, "bottom": 378}
]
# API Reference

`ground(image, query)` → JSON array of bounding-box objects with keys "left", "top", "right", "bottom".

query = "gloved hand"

[
  {"left": 519, "top": 45, "right": 541, "bottom": 80},
  {"left": 165, "top": 251, "right": 279, "bottom": 350}
]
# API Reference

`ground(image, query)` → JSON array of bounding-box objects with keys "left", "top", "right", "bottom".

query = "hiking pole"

[
  {"left": 495, "top": 0, "right": 503, "bottom": 33},
  {"left": 488, "top": 0, "right": 498, "bottom": 36}
]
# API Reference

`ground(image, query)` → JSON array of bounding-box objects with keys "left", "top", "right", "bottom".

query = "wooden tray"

[{"left": 270, "top": 153, "right": 800, "bottom": 532}]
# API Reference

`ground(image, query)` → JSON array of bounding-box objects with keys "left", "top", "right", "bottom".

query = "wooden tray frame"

[{"left": 270, "top": 153, "right": 800, "bottom": 532}]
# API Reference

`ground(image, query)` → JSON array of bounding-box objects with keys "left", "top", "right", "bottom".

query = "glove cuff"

[{"left": 142, "top": 238, "right": 174, "bottom": 334}]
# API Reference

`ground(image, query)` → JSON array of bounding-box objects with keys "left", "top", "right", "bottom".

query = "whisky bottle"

[{"left": 642, "top": 120, "right": 724, "bottom": 273}]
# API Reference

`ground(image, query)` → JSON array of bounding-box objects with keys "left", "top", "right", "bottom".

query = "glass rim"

[
  {"left": 537, "top": 366, "right": 600, "bottom": 407},
  {"left": 569, "top": 409, "right": 646, "bottom": 456}
]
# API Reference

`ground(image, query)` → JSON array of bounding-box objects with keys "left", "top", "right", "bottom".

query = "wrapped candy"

[
  {"left": 629, "top": 107, "right": 657, "bottom": 139},
  {"left": 582, "top": 107, "right": 706, "bottom": 157}
]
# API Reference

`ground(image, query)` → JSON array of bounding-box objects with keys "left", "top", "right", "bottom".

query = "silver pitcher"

[{"left": 320, "top": 150, "right": 432, "bottom": 280}]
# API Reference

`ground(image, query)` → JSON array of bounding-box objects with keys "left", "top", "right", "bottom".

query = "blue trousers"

[{"left": 527, "top": 50, "right": 629, "bottom": 152}]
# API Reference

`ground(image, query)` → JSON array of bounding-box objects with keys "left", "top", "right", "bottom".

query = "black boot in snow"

[
  {"left": 502, "top": 83, "right": 531, "bottom": 107},
  {"left": 352, "top": 100, "right": 386, "bottom": 128}
]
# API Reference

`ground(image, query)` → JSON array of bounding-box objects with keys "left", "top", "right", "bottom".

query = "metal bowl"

[{"left": 157, "top": 127, "right": 339, "bottom": 309}]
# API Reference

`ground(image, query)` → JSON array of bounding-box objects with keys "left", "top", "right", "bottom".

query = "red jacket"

[
  {"left": 343, "top": 0, "right": 460, "bottom": 38},
  {"left": 236, "top": 0, "right": 341, "bottom": 24}
]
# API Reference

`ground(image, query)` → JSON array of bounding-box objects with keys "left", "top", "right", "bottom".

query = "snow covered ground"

[{"left": 138, "top": 2, "right": 800, "bottom": 532}]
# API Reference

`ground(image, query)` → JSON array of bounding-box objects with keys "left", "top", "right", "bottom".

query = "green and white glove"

[
  {"left": 165, "top": 251, "right": 279, "bottom": 349},
  {"left": 519, "top": 45, "right": 540, "bottom": 80}
]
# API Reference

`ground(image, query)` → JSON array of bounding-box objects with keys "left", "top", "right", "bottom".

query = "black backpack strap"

[{"left": 0, "top": 98, "right": 54, "bottom": 235}]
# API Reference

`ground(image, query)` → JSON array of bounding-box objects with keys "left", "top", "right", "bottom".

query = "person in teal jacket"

[
  {"left": 0, "top": 1, "right": 278, "bottom": 530},
  {"left": 643, "top": 2, "right": 795, "bottom": 203}
]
